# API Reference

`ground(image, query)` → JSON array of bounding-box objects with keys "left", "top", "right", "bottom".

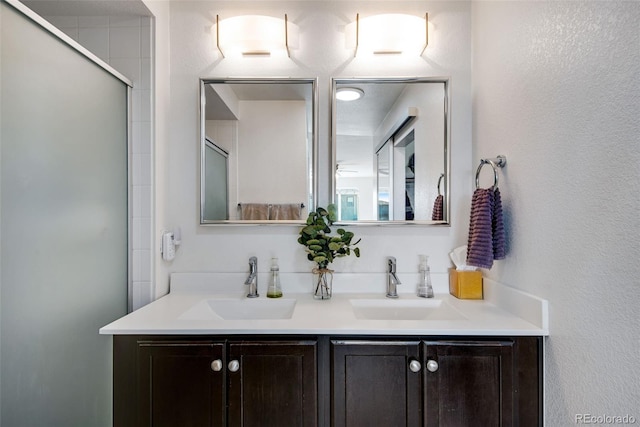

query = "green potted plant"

[{"left": 298, "top": 205, "right": 361, "bottom": 299}]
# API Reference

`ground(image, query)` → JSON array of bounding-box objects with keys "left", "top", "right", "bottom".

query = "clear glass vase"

[{"left": 312, "top": 268, "right": 333, "bottom": 300}]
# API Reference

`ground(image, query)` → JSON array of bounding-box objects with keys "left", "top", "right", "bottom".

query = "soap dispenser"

[
  {"left": 417, "top": 255, "right": 434, "bottom": 298},
  {"left": 267, "top": 257, "right": 283, "bottom": 298}
]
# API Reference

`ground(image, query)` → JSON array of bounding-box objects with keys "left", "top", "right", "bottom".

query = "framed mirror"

[
  {"left": 200, "top": 78, "right": 317, "bottom": 224},
  {"left": 331, "top": 77, "right": 450, "bottom": 225}
]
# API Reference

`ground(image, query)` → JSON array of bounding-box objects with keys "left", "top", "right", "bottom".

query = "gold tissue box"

[{"left": 449, "top": 268, "right": 483, "bottom": 299}]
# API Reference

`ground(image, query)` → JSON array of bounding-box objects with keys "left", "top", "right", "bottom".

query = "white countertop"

[{"left": 100, "top": 273, "right": 548, "bottom": 336}]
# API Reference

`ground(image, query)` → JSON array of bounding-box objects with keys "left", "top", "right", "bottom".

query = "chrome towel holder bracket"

[{"left": 475, "top": 155, "right": 507, "bottom": 190}]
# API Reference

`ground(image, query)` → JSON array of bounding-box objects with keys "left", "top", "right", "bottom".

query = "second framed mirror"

[{"left": 331, "top": 77, "right": 450, "bottom": 225}]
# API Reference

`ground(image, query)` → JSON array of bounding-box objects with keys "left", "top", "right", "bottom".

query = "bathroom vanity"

[
  {"left": 101, "top": 274, "right": 548, "bottom": 427},
  {"left": 112, "top": 334, "right": 540, "bottom": 427}
]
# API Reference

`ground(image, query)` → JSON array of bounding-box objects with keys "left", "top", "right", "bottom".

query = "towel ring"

[
  {"left": 437, "top": 173, "right": 444, "bottom": 196},
  {"left": 475, "top": 155, "right": 506, "bottom": 190}
]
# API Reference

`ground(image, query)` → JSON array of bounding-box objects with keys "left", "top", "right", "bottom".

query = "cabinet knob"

[
  {"left": 426, "top": 360, "right": 439, "bottom": 372},
  {"left": 228, "top": 360, "right": 240, "bottom": 372},
  {"left": 409, "top": 360, "right": 422, "bottom": 373},
  {"left": 210, "top": 359, "right": 223, "bottom": 372}
]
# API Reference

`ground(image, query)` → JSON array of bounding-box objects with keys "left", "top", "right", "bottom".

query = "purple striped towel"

[
  {"left": 466, "top": 188, "right": 495, "bottom": 269},
  {"left": 466, "top": 187, "right": 506, "bottom": 268},
  {"left": 492, "top": 188, "right": 506, "bottom": 260},
  {"left": 432, "top": 194, "right": 444, "bottom": 221}
]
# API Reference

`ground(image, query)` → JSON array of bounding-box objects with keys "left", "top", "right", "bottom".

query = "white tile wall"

[
  {"left": 45, "top": 15, "right": 155, "bottom": 311},
  {"left": 78, "top": 27, "right": 109, "bottom": 59}
]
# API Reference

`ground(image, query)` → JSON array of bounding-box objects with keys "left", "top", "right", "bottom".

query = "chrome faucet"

[
  {"left": 245, "top": 256, "right": 259, "bottom": 298},
  {"left": 386, "top": 256, "right": 402, "bottom": 298}
]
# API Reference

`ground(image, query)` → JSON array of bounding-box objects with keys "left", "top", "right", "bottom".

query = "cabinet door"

[
  {"left": 138, "top": 340, "right": 225, "bottom": 427},
  {"left": 331, "top": 340, "right": 422, "bottom": 427},
  {"left": 227, "top": 340, "right": 317, "bottom": 427},
  {"left": 423, "top": 340, "right": 514, "bottom": 427}
]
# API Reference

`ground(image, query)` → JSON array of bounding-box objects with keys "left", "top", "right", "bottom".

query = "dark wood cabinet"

[
  {"left": 330, "top": 337, "right": 541, "bottom": 427},
  {"left": 227, "top": 340, "right": 317, "bottom": 427},
  {"left": 423, "top": 338, "right": 541, "bottom": 427},
  {"left": 113, "top": 335, "right": 540, "bottom": 427},
  {"left": 114, "top": 336, "right": 317, "bottom": 427},
  {"left": 331, "top": 340, "right": 422, "bottom": 427},
  {"left": 423, "top": 340, "right": 514, "bottom": 427},
  {"left": 137, "top": 340, "right": 225, "bottom": 427}
]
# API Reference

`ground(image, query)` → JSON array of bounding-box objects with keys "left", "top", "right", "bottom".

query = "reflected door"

[
  {"left": 376, "top": 141, "right": 391, "bottom": 220},
  {"left": 339, "top": 193, "right": 359, "bottom": 221},
  {"left": 203, "top": 139, "right": 229, "bottom": 220}
]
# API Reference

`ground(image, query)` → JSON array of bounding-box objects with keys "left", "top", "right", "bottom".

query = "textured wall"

[{"left": 472, "top": 1, "right": 640, "bottom": 423}]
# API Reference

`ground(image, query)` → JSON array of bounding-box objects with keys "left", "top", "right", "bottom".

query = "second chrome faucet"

[
  {"left": 386, "top": 256, "right": 402, "bottom": 298},
  {"left": 245, "top": 256, "right": 259, "bottom": 298}
]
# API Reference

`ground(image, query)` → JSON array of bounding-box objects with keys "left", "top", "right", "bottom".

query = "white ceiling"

[
  {"left": 205, "top": 82, "right": 311, "bottom": 121},
  {"left": 335, "top": 82, "right": 406, "bottom": 137},
  {"left": 335, "top": 82, "right": 407, "bottom": 178}
]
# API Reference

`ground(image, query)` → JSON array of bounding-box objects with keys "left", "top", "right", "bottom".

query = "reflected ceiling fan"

[{"left": 335, "top": 163, "right": 358, "bottom": 176}]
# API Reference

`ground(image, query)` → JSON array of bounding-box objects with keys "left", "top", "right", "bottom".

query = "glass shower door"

[{"left": 1, "top": 2, "right": 129, "bottom": 425}]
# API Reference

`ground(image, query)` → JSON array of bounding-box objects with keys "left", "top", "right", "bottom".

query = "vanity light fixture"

[
  {"left": 346, "top": 13, "right": 429, "bottom": 57},
  {"left": 336, "top": 87, "right": 364, "bottom": 101},
  {"left": 216, "top": 14, "right": 298, "bottom": 58}
]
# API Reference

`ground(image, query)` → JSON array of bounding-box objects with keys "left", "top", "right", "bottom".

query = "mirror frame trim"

[
  {"left": 330, "top": 76, "right": 451, "bottom": 226},
  {"left": 199, "top": 77, "right": 319, "bottom": 225}
]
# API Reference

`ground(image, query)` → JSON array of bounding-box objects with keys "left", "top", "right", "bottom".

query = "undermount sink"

[
  {"left": 349, "top": 298, "right": 466, "bottom": 321},
  {"left": 179, "top": 298, "right": 297, "bottom": 320}
]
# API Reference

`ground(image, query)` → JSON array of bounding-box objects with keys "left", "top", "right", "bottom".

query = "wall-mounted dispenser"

[{"left": 161, "top": 227, "right": 181, "bottom": 261}]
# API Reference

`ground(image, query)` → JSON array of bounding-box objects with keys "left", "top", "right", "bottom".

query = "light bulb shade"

[
  {"left": 217, "top": 15, "right": 299, "bottom": 57},
  {"left": 346, "top": 13, "right": 428, "bottom": 56},
  {"left": 336, "top": 87, "right": 364, "bottom": 101}
]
